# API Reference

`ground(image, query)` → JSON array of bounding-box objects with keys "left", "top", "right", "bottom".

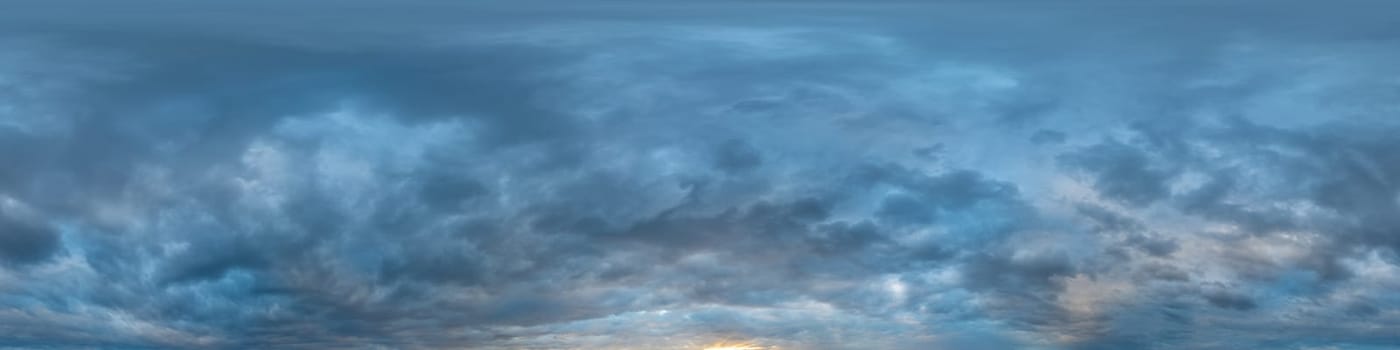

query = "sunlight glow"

[{"left": 703, "top": 342, "right": 765, "bottom": 350}]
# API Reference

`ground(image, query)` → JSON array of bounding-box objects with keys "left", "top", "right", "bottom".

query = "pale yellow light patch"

[
  {"left": 703, "top": 342, "right": 765, "bottom": 350},
  {"left": 884, "top": 275, "right": 908, "bottom": 304},
  {"left": 1057, "top": 274, "right": 1135, "bottom": 318}
]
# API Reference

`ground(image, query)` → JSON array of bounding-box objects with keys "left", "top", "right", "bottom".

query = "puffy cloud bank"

[{"left": 1, "top": 1, "right": 1399, "bottom": 349}]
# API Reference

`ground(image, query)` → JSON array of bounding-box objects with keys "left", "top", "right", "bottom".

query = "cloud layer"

[{"left": 1, "top": 2, "right": 1399, "bottom": 349}]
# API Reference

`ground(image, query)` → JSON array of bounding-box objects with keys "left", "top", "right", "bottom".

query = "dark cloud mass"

[
  {"left": 2, "top": 1, "right": 1400, "bottom": 349},
  {"left": 0, "top": 206, "right": 60, "bottom": 265}
]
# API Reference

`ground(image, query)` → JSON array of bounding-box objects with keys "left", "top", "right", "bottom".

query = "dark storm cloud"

[
  {"left": 1203, "top": 290, "right": 1257, "bottom": 311},
  {"left": 712, "top": 139, "right": 763, "bottom": 174},
  {"left": 1059, "top": 139, "right": 1176, "bottom": 207},
  {"left": 0, "top": 206, "right": 60, "bottom": 266},
  {"left": 3, "top": 1, "right": 1400, "bottom": 350}
]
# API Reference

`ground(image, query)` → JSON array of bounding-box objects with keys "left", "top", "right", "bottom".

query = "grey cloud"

[
  {"left": 1029, "top": 129, "right": 1067, "bottom": 145},
  {"left": 1203, "top": 291, "right": 1258, "bottom": 311},
  {"left": 1059, "top": 139, "right": 1176, "bottom": 207},
  {"left": 418, "top": 175, "right": 489, "bottom": 212},
  {"left": 962, "top": 250, "right": 1075, "bottom": 294},
  {"left": 712, "top": 139, "right": 763, "bottom": 174},
  {"left": 3, "top": 2, "right": 1400, "bottom": 350},
  {"left": 0, "top": 206, "right": 59, "bottom": 266}
]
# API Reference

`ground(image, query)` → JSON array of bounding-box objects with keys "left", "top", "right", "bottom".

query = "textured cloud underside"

[{"left": 1, "top": 2, "right": 1399, "bottom": 349}]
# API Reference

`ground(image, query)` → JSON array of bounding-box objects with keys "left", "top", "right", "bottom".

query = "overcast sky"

[{"left": 2, "top": 1, "right": 1399, "bottom": 349}]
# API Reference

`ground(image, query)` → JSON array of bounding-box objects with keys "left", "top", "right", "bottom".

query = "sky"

[{"left": 1, "top": 1, "right": 1399, "bottom": 349}]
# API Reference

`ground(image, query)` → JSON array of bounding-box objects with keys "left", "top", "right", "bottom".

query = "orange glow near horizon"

[{"left": 702, "top": 341, "right": 765, "bottom": 350}]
